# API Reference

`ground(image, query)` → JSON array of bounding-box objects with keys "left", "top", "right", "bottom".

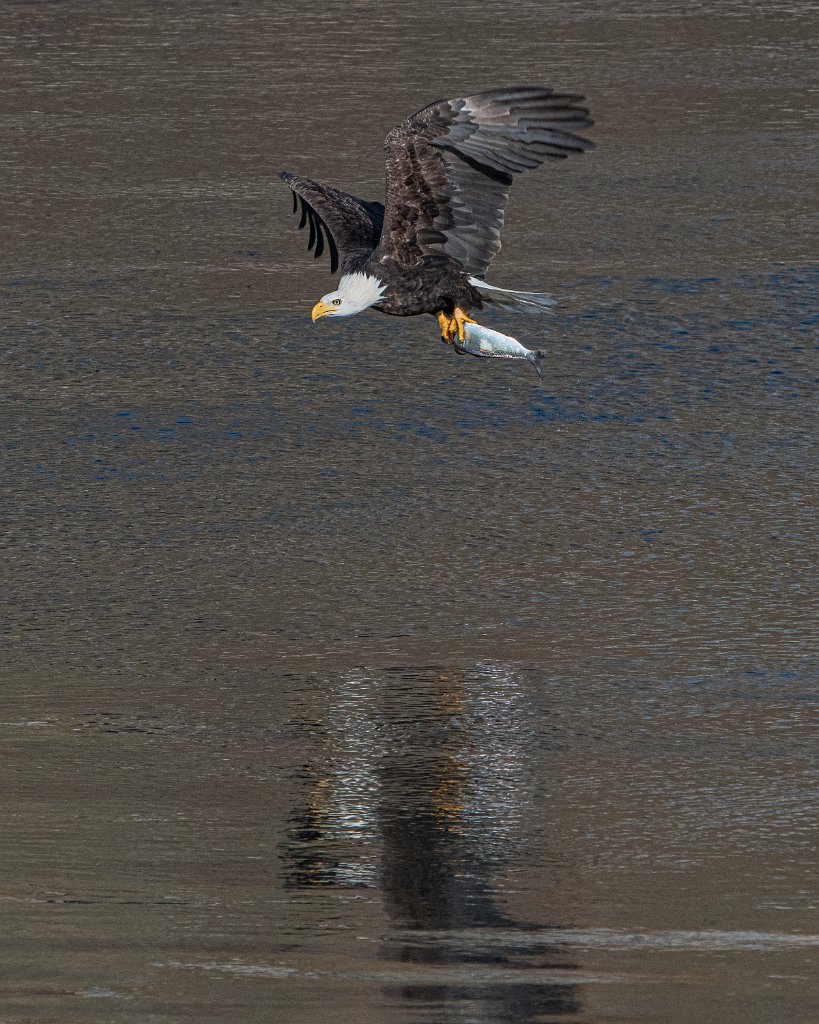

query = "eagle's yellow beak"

[{"left": 311, "top": 300, "right": 332, "bottom": 322}]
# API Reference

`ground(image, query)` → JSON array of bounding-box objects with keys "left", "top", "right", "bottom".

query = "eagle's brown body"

[{"left": 358, "top": 256, "right": 484, "bottom": 318}]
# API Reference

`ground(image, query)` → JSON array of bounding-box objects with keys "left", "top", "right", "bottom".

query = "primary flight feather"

[{"left": 279, "top": 87, "right": 593, "bottom": 348}]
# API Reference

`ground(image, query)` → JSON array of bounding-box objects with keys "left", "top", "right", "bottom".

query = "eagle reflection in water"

[{"left": 282, "top": 664, "right": 580, "bottom": 1023}]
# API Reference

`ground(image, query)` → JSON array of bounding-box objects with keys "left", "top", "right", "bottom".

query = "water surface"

[{"left": 2, "top": 2, "right": 817, "bottom": 1022}]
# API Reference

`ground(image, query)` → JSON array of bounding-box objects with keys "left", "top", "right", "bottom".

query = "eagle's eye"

[{"left": 332, "top": 298, "right": 341, "bottom": 306}]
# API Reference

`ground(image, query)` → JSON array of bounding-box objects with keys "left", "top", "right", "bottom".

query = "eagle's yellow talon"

[
  {"left": 454, "top": 307, "right": 477, "bottom": 342},
  {"left": 437, "top": 311, "right": 456, "bottom": 345},
  {"left": 438, "top": 308, "right": 477, "bottom": 347}
]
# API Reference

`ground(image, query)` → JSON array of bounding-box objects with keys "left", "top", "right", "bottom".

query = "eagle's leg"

[
  {"left": 437, "top": 308, "right": 478, "bottom": 346},
  {"left": 436, "top": 311, "right": 452, "bottom": 342}
]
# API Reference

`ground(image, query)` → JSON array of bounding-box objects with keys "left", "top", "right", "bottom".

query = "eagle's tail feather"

[{"left": 469, "top": 277, "right": 556, "bottom": 314}]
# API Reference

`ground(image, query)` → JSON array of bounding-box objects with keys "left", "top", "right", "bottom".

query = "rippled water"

[{"left": 2, "top": 1, "right": 817, "bottom": 1022}]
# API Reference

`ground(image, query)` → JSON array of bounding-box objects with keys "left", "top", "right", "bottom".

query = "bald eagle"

[{"left": 280, "top": 87, "right": 592, "bottom": 347}]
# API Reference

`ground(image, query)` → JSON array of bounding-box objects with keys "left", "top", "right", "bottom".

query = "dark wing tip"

[
  {"left": 289, "top": 193, "right": 339, "bottom": 274},
  {"left": 278, "top": 171, "right": 366, "bottom": 275}
]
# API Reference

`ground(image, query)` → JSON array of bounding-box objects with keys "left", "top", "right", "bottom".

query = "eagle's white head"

[{"left": 311, "top": 272, "right": 387, "bottom": 321}]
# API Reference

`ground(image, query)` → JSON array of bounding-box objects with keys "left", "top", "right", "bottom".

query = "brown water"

[{"left": 2, "top": 2, "right": 817, "bottom": 1021}]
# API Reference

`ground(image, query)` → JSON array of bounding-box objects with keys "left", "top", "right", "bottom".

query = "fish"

[{"left": 452, "top": 322, "right": 546, "bottom": 379}]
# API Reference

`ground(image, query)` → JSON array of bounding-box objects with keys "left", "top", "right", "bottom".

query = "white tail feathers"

[{"left": 469, "top": 277, "right": 556, "bottom": 314}]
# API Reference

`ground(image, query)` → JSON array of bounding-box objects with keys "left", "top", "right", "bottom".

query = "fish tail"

[{"left": 528, "top": 349, "right": 546, "bottom": 381}]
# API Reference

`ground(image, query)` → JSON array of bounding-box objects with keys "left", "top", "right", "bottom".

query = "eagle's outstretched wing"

[
  {"left": 375, "top": 88, "right": 593, "bottom": 278},
  {"left": 279, "top": 172, "right": 384, "bottom": 274}
]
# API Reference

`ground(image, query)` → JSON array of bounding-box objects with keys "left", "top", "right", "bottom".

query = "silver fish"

[{"left": 452, "top": 322, "right": 546, "bottom": 379}]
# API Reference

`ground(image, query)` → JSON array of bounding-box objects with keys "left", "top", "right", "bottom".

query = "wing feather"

[
  {"left": 279, "top": 172, "right": 384, "bottom": 274},
  {"left": 376, "top": 87, "right": 593, "bottom": 277}
]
